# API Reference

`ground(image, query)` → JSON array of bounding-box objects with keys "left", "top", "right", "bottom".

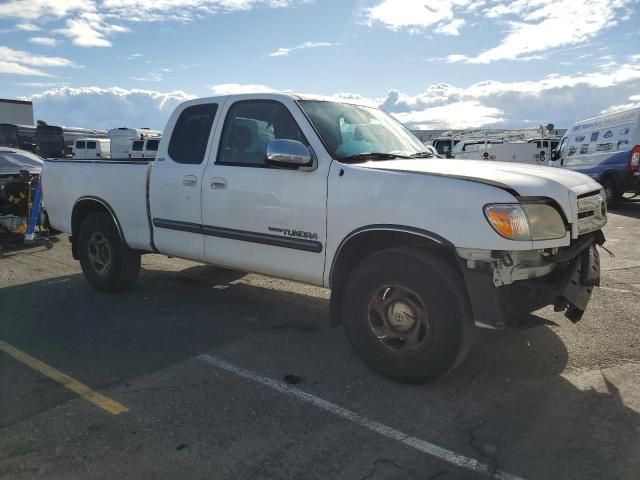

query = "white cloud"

[
  {"left": 19, "top": 58, "right": 640, "bottom": 132},
  {"left": 366, "top": 0, "right": 634, "bottom": 63},
  {"left": 0, "top": 45, "right": 75, "bottom": 76},
  {"left": 17, "top": 81, "right": 62, "bottom": 87},
  {"left": 365, "top": 0, "right": 471, "bottom": 31},
  {"left": 29, "top": 37, "right": 58, "bottom": 46},
  {"left": 601, "top": 95, "right": 640, "bottom": 114},
  {"left": 268, "top": 41, "right": 340, "bottom": 57},
  {"left": 16, "top": 23, "right": 41, "bottom": 31},
  {"left": 434, "top": 18, "right": 465, "bottom": 36},
  {"left": 25, "top": 86, "right": 195, "bottom": 129},
  {"left": 378, "top": 59, "right": 640, "bottom": 129},
  {"left": 467, "top": 0, "right": 633, "bottom": 63},
  {"left": 57, "top": 13, "right": 129, "bottom": 47},
  {"left": 0, "top": 0, "right": 94, "bottom": 20},
  {"left": 396, "top": 101, "right": 504, "bottom": 129},
  {"left": 0, "top": 62, "right": 51, "bottom": 77},
  {"left": 0, "top": 0, "right": 303, "bottom": 48},
  {"left": 209, "top": 83, "right": 279, "bottom": 95}
]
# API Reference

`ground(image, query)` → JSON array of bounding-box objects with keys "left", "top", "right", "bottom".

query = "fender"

[
  {"left": 329, "top": 224, "right": 453, "bottom": 286},
  {"left": 70, "top": 196, "right": 129, "bottom": 258}
]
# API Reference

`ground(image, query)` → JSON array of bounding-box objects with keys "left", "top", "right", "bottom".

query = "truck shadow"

[
  {"left": 610, "top": 198, "right": 640, "bottom": 219},
  {"left": 0, "top": 265, "right": 638, "bottom": 478},
  {"left": 0, "top": 234, "right": 59, "bottom": 256}
]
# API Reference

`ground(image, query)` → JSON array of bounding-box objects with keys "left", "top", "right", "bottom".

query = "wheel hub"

[
  {"left": 88, "top": 232, "right": 112, "bottom": 275},
  {"left": 367, "top": 285, "right": 431, "bottom": 354},
  {"left": 386, "top": 301, "right": 416, "bottom": 331}
]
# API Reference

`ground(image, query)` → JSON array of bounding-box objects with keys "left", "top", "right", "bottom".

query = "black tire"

[
  {"left": 78, "top": 212, "right": 140, "bottom": 292},
  {"left": 341, "top": 247, "right": 473, "bottom": 384},
  {"left": 602, "top": 177, "right": 620, "bottom": 208}
]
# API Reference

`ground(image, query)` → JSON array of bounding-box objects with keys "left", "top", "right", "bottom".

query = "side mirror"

[
  {"left": 550, "top": 149, "right": 558, "bottom": 161},
  {"left": 266, "top": 139, "right": 312, "bottom": 167}
]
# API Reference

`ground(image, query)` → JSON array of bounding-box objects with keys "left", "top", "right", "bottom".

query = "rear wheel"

[
  {"left": 78, "top": 212, "right": 140, "bottom": 292},
  {"left": 341, "top": 248, "right": 473, "bottom": 384}
]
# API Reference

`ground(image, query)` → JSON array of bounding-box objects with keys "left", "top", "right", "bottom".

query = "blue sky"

[{"left": 1, "top": 0, "right": 639, "bottom": 130}]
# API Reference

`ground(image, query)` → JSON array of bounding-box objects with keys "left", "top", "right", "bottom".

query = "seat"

[{"left": 224, "top": 122, "right": 253, "bottom": 163}]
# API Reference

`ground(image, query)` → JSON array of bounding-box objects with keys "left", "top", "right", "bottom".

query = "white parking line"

[{"left": 198, "top": 354, "right": 525, "bottom": 480}]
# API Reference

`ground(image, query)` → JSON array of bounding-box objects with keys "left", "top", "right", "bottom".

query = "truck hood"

[{"left": 359, "top": 159, "right": 602, "bottom": 215}]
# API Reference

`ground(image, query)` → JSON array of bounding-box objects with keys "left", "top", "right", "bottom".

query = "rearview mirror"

[{"left": 266, "top": 139, "right": 312, "bottom": 167}]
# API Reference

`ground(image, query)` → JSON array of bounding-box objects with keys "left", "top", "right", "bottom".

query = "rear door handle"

[
  {"left": 183, "top": 175, "right": 198, "bottom": 187},
  {"left": 210, "top": 177, "right": 227, "bottom": 189}
]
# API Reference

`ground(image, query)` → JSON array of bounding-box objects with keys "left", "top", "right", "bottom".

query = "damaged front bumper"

[{"left": 458, "top": 230, "right": 605, "bottom": 329}]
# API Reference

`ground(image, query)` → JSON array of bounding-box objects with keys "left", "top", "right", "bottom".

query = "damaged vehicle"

[
  {"left": 42, "top": 94, "right": 607, "bottom": 383},
  {"left": 0, "top": 146, "right": 43, "bottom": 242}
]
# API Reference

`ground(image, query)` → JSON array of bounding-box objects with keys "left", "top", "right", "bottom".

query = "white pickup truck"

[{"left": 43, "top": 93, "right": 607, "bottom": 383}]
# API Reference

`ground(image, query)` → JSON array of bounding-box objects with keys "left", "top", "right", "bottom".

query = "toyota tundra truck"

[{"left": 42, "top": 93, "right": 608, "bottom": 383}]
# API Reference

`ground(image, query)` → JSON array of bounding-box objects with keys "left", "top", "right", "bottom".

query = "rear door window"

[
  {"left": 132, "top": 140, "right": 144, "bottom": 151},
  {"left": 86, "top": 141, "right": 97, "bottom": 149},
  {"left": 76, "top": 140, "right": 86, "bottom": 149},
  {"left": 146, "top": 139, "right": 159, "bottom": 151},
  {"left": 168, "top": 103, "right": 218, "bottom": 164}
]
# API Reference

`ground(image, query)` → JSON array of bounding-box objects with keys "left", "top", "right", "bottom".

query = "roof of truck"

[{"left": 190, "top": 92, "right": 374, "bottom": 107}]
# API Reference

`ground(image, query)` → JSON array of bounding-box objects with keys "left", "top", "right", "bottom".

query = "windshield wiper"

[
  {"left": 340, "top": 152, "right": 411, "bottom": 163},
  {"left": 409, "top": 151, "right": 436, "bottom": 158}
]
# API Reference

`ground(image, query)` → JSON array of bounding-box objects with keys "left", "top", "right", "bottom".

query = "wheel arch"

[
  {"left": 328, "top": 225, "right": 460, "bottom": 327},
  {"left": 71, "top": 196, "right": 127, "bottom": 259}
]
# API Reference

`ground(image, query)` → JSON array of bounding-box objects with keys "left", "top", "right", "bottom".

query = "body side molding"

[{"left": 152, "top": 218, "right": 323, "bottom": 253}]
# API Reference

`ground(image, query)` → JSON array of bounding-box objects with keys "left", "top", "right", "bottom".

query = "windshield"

[{"left": 297, "top": 100, "right": 426, "bottom": 160}]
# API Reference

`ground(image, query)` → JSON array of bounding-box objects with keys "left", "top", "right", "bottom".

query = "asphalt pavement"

[{"left": 1, "top": 201, "right": 639, "bottom": 480}]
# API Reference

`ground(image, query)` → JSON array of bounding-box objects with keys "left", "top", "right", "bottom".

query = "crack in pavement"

[
  {"left": 466, "top": 418, "right": 500, "bottom": 479},
  {"left": 359, "top": 458, "right": 404, "bottom": 480}
]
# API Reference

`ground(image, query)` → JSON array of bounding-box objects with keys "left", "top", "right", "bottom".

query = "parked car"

[
  {"left": 553, "top": 107, "right": 640, "bottom": 206},
  {"left": 72, "top": 138, "right": 111, "bottom": 160},
  {"left": 43, "top": 93, "right": 607, "bottom": 383},
  {"left": 128, "top": 137, "right": 160, "bottom": 160}
]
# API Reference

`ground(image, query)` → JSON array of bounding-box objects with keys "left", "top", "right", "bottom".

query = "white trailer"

[
  {"left": 453, "top": 141, "right": 550, "bottom": 165},
  {"left": 0, "top": 99, "right": 34, "bottom": 126},
  {"left": 107, "top": 127, "right": 162, "bottom": 159}
]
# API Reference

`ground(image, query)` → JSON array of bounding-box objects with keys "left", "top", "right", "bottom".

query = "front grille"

[{"left": 576, "top": 190, "right": 606, "bottom": 235}]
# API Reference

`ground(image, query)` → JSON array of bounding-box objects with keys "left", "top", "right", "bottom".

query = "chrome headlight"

[{"left": 484, "top": 203, "right": 567, "bottom": 241}]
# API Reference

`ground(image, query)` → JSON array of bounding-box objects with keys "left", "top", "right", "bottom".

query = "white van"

[
  {"left": 128, "top": 137, "right": 161, "bottom": 160},
  {"left": 72, "top": 138, "right": 111, "bottom": 160},
  {"left": 553, "top": 107, "right": 640, "bottom": 205},
  {"left": 107, "top": 127, "right": 162, "bottom": 159}
]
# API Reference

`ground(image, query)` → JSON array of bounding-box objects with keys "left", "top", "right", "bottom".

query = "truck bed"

[{"left": 42, "top": 159, "right": 153, "bottom": 251}]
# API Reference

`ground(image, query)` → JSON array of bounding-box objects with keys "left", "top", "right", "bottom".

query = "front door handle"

[
  {"left": 210, "top": 177, "right": 227, "bottom": 189},
  {"left": 183, "top": 175, "right": 198, "bottom": 187}
]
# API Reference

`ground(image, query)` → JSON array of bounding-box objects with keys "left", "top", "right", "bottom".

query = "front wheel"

[
  {"left": 78, "top": 212, "right": 141, "bottom": 292},
  {"left": 341, "top": 248, "right": 473, "bottom": 384},
  {"left": 602, "top": 177, "right": 620, "bottom": 208}
]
